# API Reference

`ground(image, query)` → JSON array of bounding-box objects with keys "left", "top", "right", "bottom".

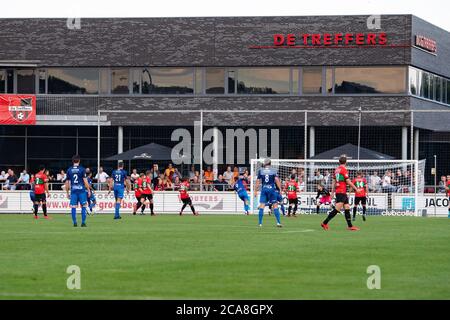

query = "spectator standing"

[
  {"left": 95, "top": 166, "right": 109, "bottom": 190},
  {"left": 223, "top": 166, "right": 233, "bottom": 186},
  {"left": 130, "top": 169, "right": 139, "bottom": 183},
  {"left": 323, "top": 170, "right": 331, "bottom": 189},
  {"left": 438, "top": 175, "right": 447, "bottom": 193},
  {"left": 164, "top": 163, "right": 175, "bottom": 180}
]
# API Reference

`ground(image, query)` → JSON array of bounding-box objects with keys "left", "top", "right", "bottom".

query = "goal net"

[{"left": 250, "top": 159, "right": 426, "bottom": 217}]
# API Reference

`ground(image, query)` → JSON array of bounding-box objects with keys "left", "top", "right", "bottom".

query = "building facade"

[{"left": 0, "top": 15, "right": 449, "bottom": 183}]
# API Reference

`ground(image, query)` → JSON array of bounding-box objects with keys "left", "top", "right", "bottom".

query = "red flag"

[{"left": 0, "top": 94, "right": 36, "bottom": 125}]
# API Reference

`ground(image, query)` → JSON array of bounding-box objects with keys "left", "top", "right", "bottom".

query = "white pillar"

[
  {"left": 118, "top": 126, "right": 123, "bottom": 160},
  {"left": 402, "top": 127, "right": 408, "bottom": 160},
  {"left": 213, "top": 127, "right": 219, "bottom": 180},
  {"left": 309, "top": 126, "right": 315, "bottom": 158},
  {"left": 414, "top": 129, "right": 419, "bottom": 160}
]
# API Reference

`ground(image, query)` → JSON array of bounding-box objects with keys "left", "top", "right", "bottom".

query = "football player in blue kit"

[
  {"left": 85, "top": 168, "right": 97, "bottom": 215},
  {"left": 108, "top": 162, "right": 131, "bottom": 220},
  {"left": 233, "top": 175, "right": 250, "bottom": 215},
  {"left": 254, "top": 158, "right": 283, "bottom": 228},
  {"left": 65, "top": 155, "right": 91, "bottom": 227}
]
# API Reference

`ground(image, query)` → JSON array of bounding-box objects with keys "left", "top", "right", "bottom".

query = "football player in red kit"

[
  {"left": 178, "top": 179, "right": 199, "bottom": 216},
  {"left": 33, "top": 165, "right": 50, "bottom": 219},
  {"left": 321, "top": 155, "right": 360, "bottom": 231},
  {"left": 140, "top": 170, "right": 155, "bottom": 215},
  {"left": 352, "top": 170, "right": 369, "bottom": 221},
  {"left": 284, "top": 174, "right": 299, "bottom": 217},
  {"left": 132, "top": 172, "right": 144, "bottom": 215}
]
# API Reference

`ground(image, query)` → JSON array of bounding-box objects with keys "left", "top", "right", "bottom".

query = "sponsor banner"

[
  {"left": 0, "top": 191, "right": 242, "bottom": 214},
  {"left": 393, "top": 194, "right": 449, "bottom": 217},
  {"left": 0, "top": 94, "right": 36, "bottom": 125}
]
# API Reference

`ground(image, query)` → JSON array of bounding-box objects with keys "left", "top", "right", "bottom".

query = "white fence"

[{"left": 0, "top": 191, "right": 448, "bottom": 216}]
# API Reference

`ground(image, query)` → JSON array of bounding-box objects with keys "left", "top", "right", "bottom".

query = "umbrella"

[
  {"left": 311, "top": 143, "right": 394, "bottom": 160},
  {"left": 105, "top": 142, "right": 187, "bottom": 161}
]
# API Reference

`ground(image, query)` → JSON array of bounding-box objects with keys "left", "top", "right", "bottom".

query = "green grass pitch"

[{"left": 0, "top": 213, "right": 449, "bottom": 300}]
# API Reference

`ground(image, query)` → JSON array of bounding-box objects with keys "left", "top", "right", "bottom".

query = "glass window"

[
  {"left": 38, "top": 69, "right": 46, "bottom": 94},
  {"left": 335, "top": 67, "right": 406, "bottom": 94},
  {"left": 227, "top": 70, "right": 235, "bottom": 94},
  {"left": 325, "top": 67, "right": 333, "bottom": 94},
  {"left": 195, "top": 68, "right": 203, "bottom": 94},
  {"left": 420, "top": 72, "right": 430, "bottom": 99},
  {"left": 447, "top": 80, "right": 450, "bottom": 105},
  {"left": 48, "top": 68, "right": 99, "bottom": 94},
  {"left": 0, "top": 70, "right": 5, "bottom": 93},
  {"left": 99, "top": 69, "right": 109, "bottom": 94},
  {"left": 131, "top": 69, "right": 140, "bottom": 94},
  {"left": 6, "top": 69, "right": 14, "bottom": 93},
  {"left": 143, "top": 68, "right": 194, "bottom": 94},
  {"left": 429, "top": 74, "right": 436, "bottom": 101},
  {"left": 17, "top": 69, "right": 35, "bottom": 94},
  {"left": 111, "top": 69, "right": 129, "bottom": 94},
  {"left": 302, "top": 67, "right": 322, "bottom": 94},
  {"left": 409, "top": 68, "right": 418, "bottom": 95},
  {"left": 237, "top": 68, "right": 290, "bottom": 94},
  {"left": 206, "top": 68, "right": 225, "bottom": 94},
  {"left": 291, "top": 68, "right": 299, "bottom": 94},
  {"left": 434, "top": 76, "right": 442, "bottom": 102}
]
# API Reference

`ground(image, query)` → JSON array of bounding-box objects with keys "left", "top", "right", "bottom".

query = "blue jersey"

[
  {"left": 67, "top": 165, "right": 87, "bottom": 193},
  {"left": 111, "top": 169, "right": 127, "bottom": 189},
  {"left": 234, "top": 179, "right": 247, "bottom": 194},
  {"left": 257, "top": 167, "right": 278, "bottom": 189}
]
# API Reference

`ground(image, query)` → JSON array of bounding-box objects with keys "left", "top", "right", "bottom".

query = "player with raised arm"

[
  {"left": 33, "top": 165, "right": 50, "bottom": 220},
  {"left": 109, "top": 162, "right": 131, "bottom": 220},
  {"left": 285, "top": 174, "right": 299, "bottom": 217},
  {"left": 65, "top": 155, "right": 91, "bottom": 227},
  {"left": 254, "top": 158, "right": 283, "bottom": 228},
  {"left": 352, "top": 170, "right": 369, "bottom": 221},
  {"left": 178, "top": 178, "right": 199, "bottom": 216},
  {"left": 315, "top": 183, "right": 332, "bottom": 214},
  {"left": 321, "top": 155, "right": 360, "bottom": 231},
  {"left": 233, "top": 175, "right": 250, "bottom": 215}
]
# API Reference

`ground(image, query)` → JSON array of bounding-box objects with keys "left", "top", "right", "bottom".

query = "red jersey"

[
  {"left": 34, "top": 172, "right": 48, "bottom": 195},
  {"left": 134, "top": 179, "right": 141, "bottom": 197},
  {"left": 447, "top": 181, "right": 450, "bottom": 196},
  {"left": 285, "top": 180, "right": 299, "bottom": 200},
  {"left": 334, "top": 165, "right": 349, "bottom": 194},
  {"left": 141, "top": 177, "right": 152, "bottom": 194},
  {"left": 179, "top": 181, "right": 190, "bottom": 199},
  {"left": 352, "top": 177, "right": 367, "bottom": 197}
]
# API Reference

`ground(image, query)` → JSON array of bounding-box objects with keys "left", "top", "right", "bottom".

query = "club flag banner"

[{"left": 0, "top": 94, "right": 36, "bottom": 125}]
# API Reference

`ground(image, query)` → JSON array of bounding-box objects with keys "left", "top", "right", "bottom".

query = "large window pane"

[
  {"left": 17, "top": 69, "right": 35, "bottom": 94},
  {"left": 409, "top": 67, "right": 418, "bottom": 95},
  {"left": 48, "top": 68, "right": 99, "bottom": 94},
  {"left": 292, "top": 68, "right": 299, "bottom": 94},
  {"left": 302, "top": 67, "right": 322, "bottom": 94},
  {"left": 420, "top": 72, "right": 430, "bottom": 99},
  {"left": 227, "top": 70, "right": 235, "bottom": 94},
  {"left": 206, "top": 68, "right": 225, "bottom": 94},
  {"left": 6, "top": 69, "right": 14, "bottom": 93},
  {"left": 325, "top": 67, "right": 333, "bottom": 94},
  {"left": 237, "top": 68, "right": 290, "bottom": 94},
  {"left": 145, "top": 68, "right": 194, "bottom": 94},
  {"left": 434, "top": 76, "right": 442, "bottom": 102},
  {"left": 195, "top": 68, "right": 203, "bottom": 94},
  {"left": 335, "top": 67, "right": 406, "bottom": 94},
  {"left": 447, "top": 80, "right": 450, "bottom": 105},
  {"left": 131, "top": 69, "right": 140, "bottom": 94},
  {"left": 429, "top": 74, "right": 436, "bottom": 100},
  {"left": 0, "top": 70, "right": 5, "bottom": 93},
  {"left": 111, "top": 69, "right": 129, "bottom": 94},
  {"left": 38, "top": 69, "right": 46, "bottom": 94},
  {"left": 99, "top": 69, "right": 109, "bottom": 94}
]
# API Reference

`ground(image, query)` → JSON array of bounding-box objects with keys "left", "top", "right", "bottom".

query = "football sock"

[
  {"left": 190, "top": 205, "right": 196, "bottom": 214},
  {"left": 353, "top": 206, "right": 357, "bottom": 219},
  {"left": 345, "top": 209, "right": 353, "bottom": 227},
  {"left": 181, "top": 203, "right": 187, "bottom": 213},
  {"left": 293, "top": 203, "right": 297, "bottom": 215},
  {"left": 136, "top": 202, "right": 142, "bottom": 211},
  {"left": 33, "top": 204, "right": 38, "bottom": 216},
  {"left": 115, "top": 202, "right": 120, "bottom": 218},
  {"left": 81, "top": 207, "right": 87, "bottom": 224},
  {"left": 273, "top": 208, "right": 281, "bottom": 224},
  {"left": 258, "top": 208, "right": 264, "bottom": 225},
  {"left": 280, "top": 205, "right": 285, "bottom": 215},
  {"left": 316, "top": 205, "right": 320, "bottom": 214},
  {"left": 71, "top": 208, "right": 77, "bottom": 225},
  {"left": 244, "top": 203, "right": 250, "bottom": 212},
  {"left": 150, "top": 203, "right": 154, "bottom": 214},
  {"left": 288, "top": 206, "right": 292, "bottom": 215},
  {"left": 363, "top": 206, "right": 367, "bottom": 216},
  {"left": 141, "top": 204, "right": 146, "bottom": 213},
  {"left": 323, "top": 208, "right": 338, "bottom": 224},
  {"left": 42, "top": 204, "right": 47, "bottom": 216}
]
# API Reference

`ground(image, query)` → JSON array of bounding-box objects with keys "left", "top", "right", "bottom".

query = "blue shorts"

[
  {"left": 276, "top": 192, "right": 283, "bottom": 203},
  {"left": 29, "top": 191, "right": 36, "bottom": 202},
  {"left": 259, "top": 187, "right": 278, "bottom": 205},
  {"left": 87, "top": 192, "right": 96, "bottom": 204},
  {"left": 238, "top": 191, "right": 249, "bottom": 202},
  {"left": 70, "top": 191, "right": 87, "bottom": 207},
  {"left": 114, "top": 187, "right": 124, "bottom": 200}
]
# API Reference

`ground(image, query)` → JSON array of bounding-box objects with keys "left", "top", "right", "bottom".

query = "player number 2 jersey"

[
  {"left": 334, "top": 165, "right": 349, "bottom": 194},
  {"left": 67, "top": 165, "right": 87, "bottom": 192}
]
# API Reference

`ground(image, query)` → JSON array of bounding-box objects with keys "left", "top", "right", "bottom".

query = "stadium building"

[{"left": 0, "top": 15, "right": 449, "bottom": 184}]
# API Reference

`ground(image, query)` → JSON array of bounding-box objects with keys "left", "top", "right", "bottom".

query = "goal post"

[{"left": 250, "top": 159, "right": 425, "bottom": 217}]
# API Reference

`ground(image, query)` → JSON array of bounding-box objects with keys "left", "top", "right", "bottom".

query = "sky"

[{"left": 1, "top": 0, "right": 450, "bottom": 31}]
